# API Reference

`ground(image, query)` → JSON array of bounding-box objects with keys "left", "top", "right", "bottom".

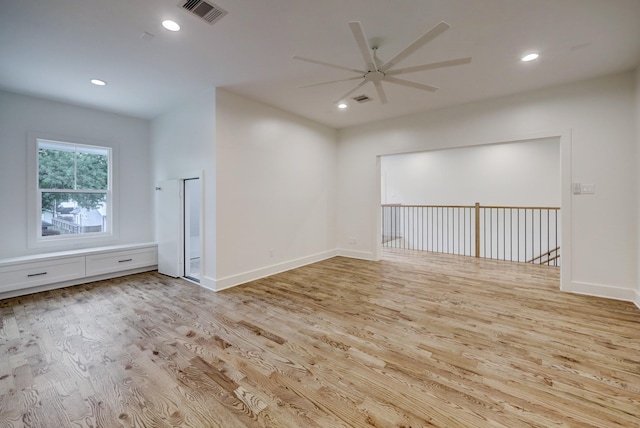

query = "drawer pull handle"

[
  {"left": 119, "top": 259, "right": 133, "bottom": 263},
  {"left": 27, "top": 272, "right": 47, "bottom": 277}
]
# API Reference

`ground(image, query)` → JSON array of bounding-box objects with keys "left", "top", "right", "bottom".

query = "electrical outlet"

[
  {"left": 269, "top": 249, "right": 274, "bottom": 258},
  {"left": 348, "top": 237, "right": 357, "bottom": 245},
  {"left": 581, "top": 184, "right": 595, "bottom": 194}
]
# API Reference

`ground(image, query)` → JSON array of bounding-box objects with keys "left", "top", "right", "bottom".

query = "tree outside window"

[{"left": 37, "top": 140, "right": 111, "bottom": 238}]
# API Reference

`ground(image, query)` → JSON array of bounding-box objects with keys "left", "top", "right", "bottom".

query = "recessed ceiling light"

[
  {"left": 90, "top": 79, "right": 107, "bottom": 86},
  {"left": 162, "top": 20, "right": 181, "bottom": 31},
  {"left": 337, "top": 103, "right": 348, "bottom": 110},
  {"left": 521, "top": 53, "right": 539, "bottom": 62}
]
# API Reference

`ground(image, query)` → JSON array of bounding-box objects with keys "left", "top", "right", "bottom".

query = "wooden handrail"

[
  {"left": 544, "top": 254, "right": 560, "bottom": 264},
  {"left": 382, "top": 204, "right": 475, "bottom": 209},
  {"left": 528, "top": 246, "right": 560, "bottom": 263},
  {"left": 382, "top": 204, "right": 560, "bottom": 210},
  {"left": 480, "top": 205, "right": 560, "bottom": 210}
]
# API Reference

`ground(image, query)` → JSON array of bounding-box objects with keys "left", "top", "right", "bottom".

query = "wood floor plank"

[{"left": 1, "top": 249, "right": 639, "bottom": 427}]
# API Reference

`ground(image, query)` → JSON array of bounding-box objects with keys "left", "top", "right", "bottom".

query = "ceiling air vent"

[
  {"left": 352, "top": 94, "right": 372, "bottom": 103},
  {"left": 180, "top": 0, "right": 227, "bottom": 25}
]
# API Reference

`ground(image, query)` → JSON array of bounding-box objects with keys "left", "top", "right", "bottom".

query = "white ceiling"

[{"left": 1, "top": 0, "right": 639, "bottom": 129}]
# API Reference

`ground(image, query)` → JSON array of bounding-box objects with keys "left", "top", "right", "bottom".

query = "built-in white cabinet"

[
  {"left": 0, "top": 243, "right": 157, "bottom": 299},
  {"left": 86, "top": 247, "right": 157, "bottom": 276},
  {"left": 0, "top": 256, "right": 86, "bottom": 294}
]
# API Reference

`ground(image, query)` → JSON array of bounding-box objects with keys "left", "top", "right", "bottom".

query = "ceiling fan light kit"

[{"left": 294, "top": 20, "right": 471, "bottom": 106}]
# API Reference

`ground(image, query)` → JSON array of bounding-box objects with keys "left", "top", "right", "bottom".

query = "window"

[{"left": 36, "top": 139, "right": 112, "bottom": 240}]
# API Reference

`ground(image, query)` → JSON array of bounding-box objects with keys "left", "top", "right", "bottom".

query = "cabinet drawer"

[
  {"left": 0, "top": 257, "right": 86, "bottom": 293},
  {"left": 86, "top": 247, "right": 157, "bottom": 276}
]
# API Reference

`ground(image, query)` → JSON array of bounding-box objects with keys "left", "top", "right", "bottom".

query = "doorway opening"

[
  {"left": 184, "top": 178, "right": 201, "bottom": 282},
  {"left": 379, "top": 137, "right": 562, "bottom": 266}
]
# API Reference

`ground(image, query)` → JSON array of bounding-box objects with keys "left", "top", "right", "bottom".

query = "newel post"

[{"left": 475, "top": 202, "right": 480, "bottom": 258}]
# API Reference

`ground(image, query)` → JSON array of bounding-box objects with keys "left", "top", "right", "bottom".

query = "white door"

[{"left": 156, "top": 180, "right": 183, "bottom": 277}]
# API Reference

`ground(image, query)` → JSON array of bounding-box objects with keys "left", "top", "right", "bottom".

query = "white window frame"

[{"left": 27, "top": 133, "right": 119, "bottom": 250}]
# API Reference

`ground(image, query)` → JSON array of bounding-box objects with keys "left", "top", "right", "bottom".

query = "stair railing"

[{"left": 381, "top": 203, "right": 560, "bottom": 266}]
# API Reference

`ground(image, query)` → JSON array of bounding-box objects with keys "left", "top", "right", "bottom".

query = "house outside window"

[{"left": 36, "top": 139, "right": 112, "bottom": 240}]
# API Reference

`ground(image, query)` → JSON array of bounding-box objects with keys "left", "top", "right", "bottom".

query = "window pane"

[
  {"left": 38, "top": 140, "right": 109, "bottom": 191},
  {"left": 38, "top": 146, "right": 75, "bottom": 189},
  {"left": 41, "top": 192, "right": 107, "bottom": 236},
  {"left": 76, "top": 150, "right": 108, "bottom": 190}
]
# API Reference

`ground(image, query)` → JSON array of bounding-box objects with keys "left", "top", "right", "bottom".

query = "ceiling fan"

[{"left": 293, "top": 21, "right": 471, "bottom": 105}]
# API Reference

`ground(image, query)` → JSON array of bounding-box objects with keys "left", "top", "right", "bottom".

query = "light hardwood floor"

[{"left": 1, "top": 249, "right": 639, "bottom": 427}]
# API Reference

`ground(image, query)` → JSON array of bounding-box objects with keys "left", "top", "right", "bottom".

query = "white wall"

[
  {"left": 338, "top": 72, "right": 637, "bottom": 303},
  {"left": 0, "top": 90, "right": 153, "bottom": 259},
  {"left": 381, "top": 138, "right": 560, "bottom": 206},
  {"left": 150, "top": 89, "right": 216, "bottom": 282},
  {"left": 215, "top": 90, "right": 337, "bottom": 290}
]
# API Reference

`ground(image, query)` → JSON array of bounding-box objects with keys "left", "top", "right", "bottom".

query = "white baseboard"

[
  {"left": 337, "top": 248, "right": 376, "bottom": 261},
  {"left": 0, "top": 266, "right": 157, "bottom": 300},
  {"left": 562, "top": 280, "right": 637, "bottom": 303},
  {"left": 199, "top": 276, "right": 217, "bottom": 292},
  {"left": 635, "top": 290, "right": 640, "bottom": 311},
  {"left": 209, "top": 249, "right": 339, "bottom": 292}
]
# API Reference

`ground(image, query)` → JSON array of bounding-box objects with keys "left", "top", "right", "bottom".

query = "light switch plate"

[{"left": 573, "top": 182, "right": 581, "bottom": 194}]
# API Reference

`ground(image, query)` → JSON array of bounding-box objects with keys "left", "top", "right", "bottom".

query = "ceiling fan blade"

[
  {"left": 297, "top": 76, "right": 363, "bottom": 88},
  {"left": 333, "top": 80, "right": 369, "bottom": 104},
  {"left": 386, "top": 57, "right": 472, "bottom": 76},
  {"left": 373, "top": 81, "right": 388, "bottom": 104},
  {"left": 379, "top": 21, "right": 450, "bottom": 73},
  {"left": 349, "top": 21, "right": 377, "bottom": 72},
  {"left": 384, "top": 76, "right": 439, "bottom": 92},
  {"left": 292, "top": 55, "right": 365, "bottom": 74}
]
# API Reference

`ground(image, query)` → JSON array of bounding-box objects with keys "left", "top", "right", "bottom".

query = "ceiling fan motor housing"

[{"left": 365, "top": 71, "right": 385, "bottom": 82}]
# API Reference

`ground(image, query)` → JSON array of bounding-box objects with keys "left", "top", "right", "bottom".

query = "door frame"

[
  {"left": 183, "top": 177, "right": 202, "bottom": 282},
  {"left": 375, "top": 129, "right": 571, "bottom": 292},
  {"left": 156, "top": 170, "right": 205, "bottom": 280}
]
